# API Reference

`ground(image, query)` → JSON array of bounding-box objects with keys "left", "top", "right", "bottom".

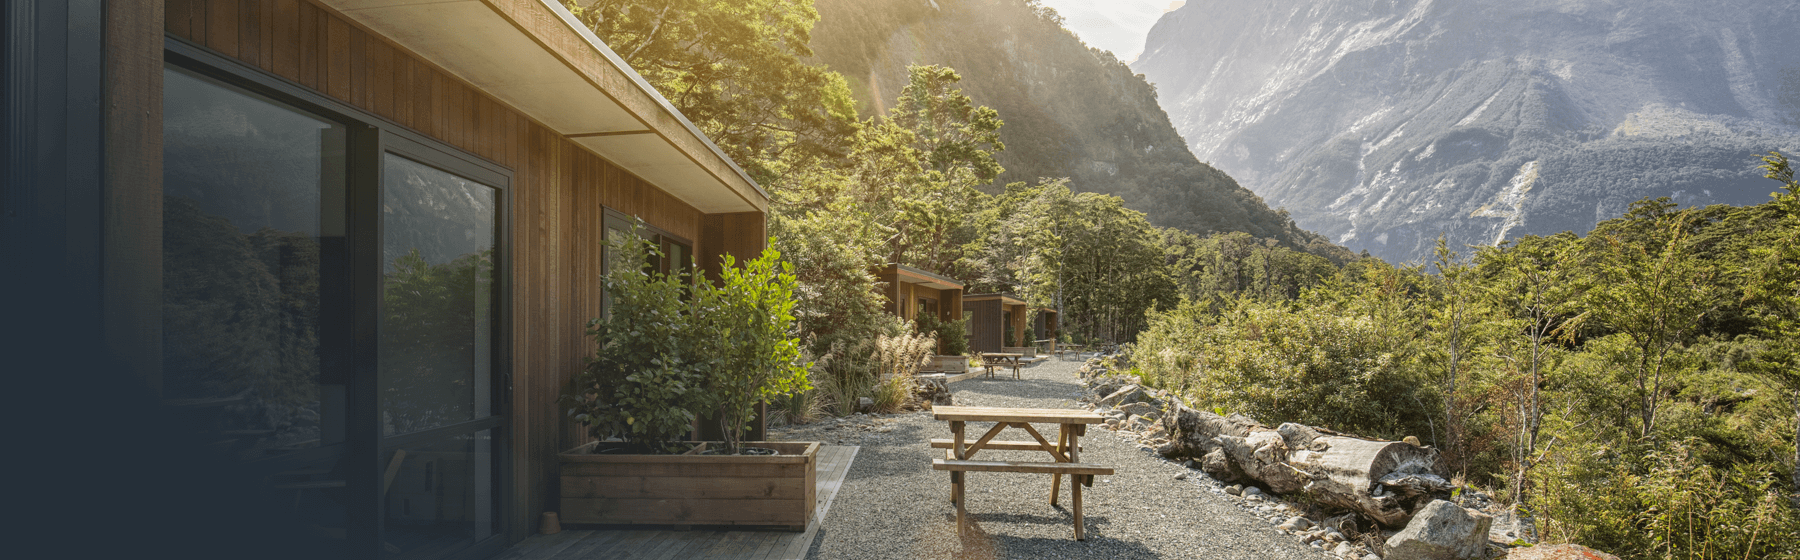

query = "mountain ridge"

[
  {"left": 809, "top": 0, "right": 1354, "bottom": 262},
  {"left": 1135, "top": 0, "right": 1800, "bottom": 262}
]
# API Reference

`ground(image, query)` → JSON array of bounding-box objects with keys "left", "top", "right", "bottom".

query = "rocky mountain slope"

[
  {"left": 1135, "top": 0, "right": 1800, "bottom": 261},
  {"left": 809, "top": 0, "right": 1350, "bottom": 261}
]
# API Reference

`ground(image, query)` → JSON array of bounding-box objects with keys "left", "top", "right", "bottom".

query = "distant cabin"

[{"left": 876, "top": 264, "right": 965, "bottom": 354}]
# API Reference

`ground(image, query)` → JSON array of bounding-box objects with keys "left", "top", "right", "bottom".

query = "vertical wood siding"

[{"left": 165, "top": 0, "right": 764, "bottom": 540}]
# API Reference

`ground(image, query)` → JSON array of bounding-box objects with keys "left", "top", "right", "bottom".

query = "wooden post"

[
  {"left": 1069, "top": 422, "right": 1084, "bottom": 540},
  {"left": 1050, "top": 428, "right": 1066, "bottom": 506}
]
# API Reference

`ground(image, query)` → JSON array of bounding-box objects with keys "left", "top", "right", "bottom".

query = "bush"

[
  {"left": 565, "top": 234, "right": 702, "bottom": 452},
  {"left": 1533, "top": 438, "right": 1800, "bottom": 560},
  {"left": 693, "top": 245, "right": 812, "bottom": 453},
  {"left": 916, "top": 313, "right": 969, "bottom": 355}
]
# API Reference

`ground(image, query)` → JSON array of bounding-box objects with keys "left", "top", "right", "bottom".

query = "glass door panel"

[
  {"left": 378, "top": 154, "right": 495, "bottom": 437},
  {"left": 378, "top": 151, "right": 500, "bottom": 558},
  {"left": 161, "top": 63, "right": 350, "bottom": 555}
]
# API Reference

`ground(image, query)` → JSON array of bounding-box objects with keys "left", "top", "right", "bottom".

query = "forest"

[{"left": 563, "top": 1, "right": 1799, "bottom": 558}]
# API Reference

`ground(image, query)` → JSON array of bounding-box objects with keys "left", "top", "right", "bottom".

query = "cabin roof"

[
  {"left": 321, "top": 0, "right": 766, "bottom": 213},
  {"left": 964, "top": 293, "right": 1027, "bottom": 306},
  {"left": 881, "top": 264, "right": 964, "bottom": 291}
]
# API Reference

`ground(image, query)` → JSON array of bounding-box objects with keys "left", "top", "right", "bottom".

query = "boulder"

[
  {"left": 1384, "top": 500, "right": 1493, "bottom": 560},
  {"left": 1087, "top": 374, "right": 1138, "bottom": 396},
  {"left": 1502, "top": 544, "right": 1620, "bottom": 560},
  {"left": 1119, "top": 401, "right": 1157, "bottom": 418},
  {"left": 1099, "top": 385, "right": 1149, "bottom": 407}
]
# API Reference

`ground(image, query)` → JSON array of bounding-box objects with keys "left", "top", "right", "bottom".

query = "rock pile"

[{"left": 1075, "top": 355, "right": 1544, "bottom": 560}]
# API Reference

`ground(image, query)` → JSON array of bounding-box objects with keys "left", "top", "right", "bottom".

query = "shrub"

[
  {"left": 565, "top": 234, "right": 702, "bottom": 452},
  {"left": 693, "top": 245, "right": 812, "bottom": 453}
]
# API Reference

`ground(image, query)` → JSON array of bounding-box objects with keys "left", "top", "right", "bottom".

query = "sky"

[{"left": 1033, "top": 0, "right": 1186, "bottom": 63}]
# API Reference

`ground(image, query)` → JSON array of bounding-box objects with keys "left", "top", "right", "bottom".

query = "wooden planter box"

[
  {"left": 559, "top": 441, "right": 820, "bottom": 530},
  {"left": 930, "top": 355, "right": 968, "bottom": 374}
]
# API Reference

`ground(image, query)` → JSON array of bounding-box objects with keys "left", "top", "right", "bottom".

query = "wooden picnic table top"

[
  {"left": 931, "top": 406, "right": 1105, "bottom": 424},
  {"left": 981, "top": 352, "right": 1024, "bottom": 358}
]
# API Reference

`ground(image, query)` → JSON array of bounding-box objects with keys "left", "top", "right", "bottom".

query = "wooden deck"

[{"left": 495, "top": 445, "right": 858, "bottom": 560}]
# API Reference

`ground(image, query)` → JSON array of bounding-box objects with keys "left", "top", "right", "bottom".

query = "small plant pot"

[{"left": 558, "top": 441, "right": 821, "bottom": 531}]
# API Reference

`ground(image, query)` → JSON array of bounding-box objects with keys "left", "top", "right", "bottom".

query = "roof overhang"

[
  {"left": 883, "top": 264, "right": 963, "bottom": 291},
  {"left": 965, "top": 293, "right": 1027, "bottom": 307},
  {"left": 319, "top": 0, "right": 766, "bottom": 214}
]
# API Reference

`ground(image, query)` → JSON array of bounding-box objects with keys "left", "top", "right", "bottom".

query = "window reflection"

[
  {"left": 161, "top": 64, "right": 349, "bottom": 556},
  {"left": 378, "top": 154, "right": 496, "bottom": 437},
  {"left": 161, "top": 65, "right": 346, "bottom": 456}
]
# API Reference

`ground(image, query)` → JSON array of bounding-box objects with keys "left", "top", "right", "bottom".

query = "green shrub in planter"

[
  {"left": 565, "top": 233, "right": 701, "bottom": 453},
  {"left": 916, "top": 314, "right": 969, "bottom": 356},
  {"left": 693, "top": 246, "right": 812, "bottom": 454}
]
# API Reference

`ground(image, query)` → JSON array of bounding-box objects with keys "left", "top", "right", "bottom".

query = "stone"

[
  {"left": 1363, "top": 555, "right": 1382, "bottom": 560},
  {"left": 1384, "top": 500, "right": 1493, "bottom": 560},
  {"left": 1224, "top": 484, "right": 1243, "bottom": 496},
  {"left": 1242, "top": 485, "right": 1264, "bottom": 496},
  {"left": 857, "top": 397, "right": 874, "bottom": 411},
  {"left": 1105, "top": 418, "right": 1121, "bottom": 430},
  {"left": 1403, "top": 436, "right": 1421, "bottom": 446},
  {"left": 1119, "top": 401, "right": 1156, "bottom": 417},
  {"left": 1278, "top": 422, "right": 1328, "bottom": 451},
  {"left": 1334, "top": 542, "right": 1358, "bottom": 557},
  {"left": 1279, "top": 516, "right": 1312, "bottom": 532},
  {"left": 1502, "top": 544, "right": 1621, "bottom": 560},
  {"left": 1125, "top": 414, "right": 1153, "bottom": 430},
  {"left": 1175, "top": 472, "right": 1189, "bottom": 480},
  {"left": 1099, "top": 385, "right": 1148, "bottom": 407},
  {"left": 1324, "top": 513, "right": 1362, "bottom": 539},
  {"left": 1199, "top": 447, "right": 1245, "bottom": 483}
]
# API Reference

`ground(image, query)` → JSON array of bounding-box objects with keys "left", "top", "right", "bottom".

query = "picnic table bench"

[
  {"left": 930, "top": 406, "right": 1113, "bottom": 540},
  {"left": 975, "top": 352, "right": 1023, "bottom": 379}
]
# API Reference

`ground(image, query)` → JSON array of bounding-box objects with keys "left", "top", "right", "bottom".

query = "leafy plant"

[
  {"left": 565, "top": 232, "right": 702, "bottom": 453},
  {"left": 692, "top": 244, "right": 813, "bottom": 454},
  {"left": 916, "top": 313, "right": 968, "bottom": 355}
]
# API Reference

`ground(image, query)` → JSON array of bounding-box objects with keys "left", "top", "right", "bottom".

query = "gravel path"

[{"left": 772, "top": 359, "right": 1332, "bottom": 560}]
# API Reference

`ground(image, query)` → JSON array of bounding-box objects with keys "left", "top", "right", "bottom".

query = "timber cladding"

[{"left": 162, "top": 0, "right": 766, "bottom": 539}]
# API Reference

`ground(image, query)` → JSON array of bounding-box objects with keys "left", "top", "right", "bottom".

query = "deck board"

[{"left": 501, "top": 445, "right": 858, "bottom": 560}]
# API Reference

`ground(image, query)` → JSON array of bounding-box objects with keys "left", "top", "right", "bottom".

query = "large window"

[{"left": 160, "top": 40, "right": 509, "bottom": 560}]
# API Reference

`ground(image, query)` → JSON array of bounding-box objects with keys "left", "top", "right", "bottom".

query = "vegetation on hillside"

[
  {"left": 808, "top": 0, "right": 1352, "bottom": 263},
  {"left": 1130, "top": 156, "right": 1800, "bottom": 559}
]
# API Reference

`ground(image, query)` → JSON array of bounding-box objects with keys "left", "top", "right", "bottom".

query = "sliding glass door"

[
  {"left": 377, "top": 147, "right": 503, "bottom": 558},
  {"left": 160, "top": 41, "right": 511, "bottom": 560}
]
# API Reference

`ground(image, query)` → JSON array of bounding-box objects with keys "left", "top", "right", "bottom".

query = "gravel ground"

[{"left": 772, "top": 358, "right": 1332, "bottom": 560}]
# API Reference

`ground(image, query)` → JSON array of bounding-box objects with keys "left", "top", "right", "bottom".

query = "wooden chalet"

[
  {"left": 1035, "top": 307, "right": 1060, "bottom": 352},
  {"left": 963, "top": 293, "right": 1031, "bottom": 354},
  {"left": 6, "top": 1, "right": 768, "bottom": 558},
  {"left": 876, "top": 264, "right": 965, "bottom": 353}
]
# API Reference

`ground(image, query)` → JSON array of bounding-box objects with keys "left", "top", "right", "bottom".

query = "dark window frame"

[{"left": 163, "top": 35, "right": 514, "bottom": 560}]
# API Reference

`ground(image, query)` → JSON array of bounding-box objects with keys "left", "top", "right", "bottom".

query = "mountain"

[
  {"left": 808, "top": 0, "right": 1352, "bottom": 261},
  {"left": 1135, "top": 0, "right": 1800, "bottom": 262}
]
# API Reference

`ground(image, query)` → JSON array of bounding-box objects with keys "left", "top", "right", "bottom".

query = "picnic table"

[
  {"left": 929, "top": 406, "right": 1114, "bottom": 540},
  {"left": 976, "top": 352, "right": 1023, "bottom": 379}
]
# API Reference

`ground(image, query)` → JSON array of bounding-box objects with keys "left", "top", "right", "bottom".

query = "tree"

[
  {"left": 1477, "top": 232, "right": 1583, "bottom": 503},
  {"left": 569, "top": 0, "right": 859, "bottom": 182},
  {"left": 1426, "top": 236, "right": 1477, "bottom": 469},
  {"left": 1742, "top": 151, "right": 1800, "bottom": 502},
  {"left": 1588, "top": 203, "right": 1722, "bottom": 440}
]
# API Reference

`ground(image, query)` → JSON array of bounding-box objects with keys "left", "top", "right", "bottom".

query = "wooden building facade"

[
  {"left": 876, "top": 264, "right": 964, "bottom": 354},
  {"left": 963, "top": 293, "right": 1030, "bottom": 354},
  {"left": 5, "top": 1, "right": 766, "bottom": 559}
]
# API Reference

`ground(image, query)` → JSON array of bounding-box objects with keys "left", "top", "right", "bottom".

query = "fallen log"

[{"left": 1158, "top": 404, "right": 1444, "bottom": 527}]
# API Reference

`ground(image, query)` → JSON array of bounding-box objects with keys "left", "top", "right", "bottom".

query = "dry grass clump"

[{"left": 871, "top": 328, "right": 936, "bottom": 413}]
